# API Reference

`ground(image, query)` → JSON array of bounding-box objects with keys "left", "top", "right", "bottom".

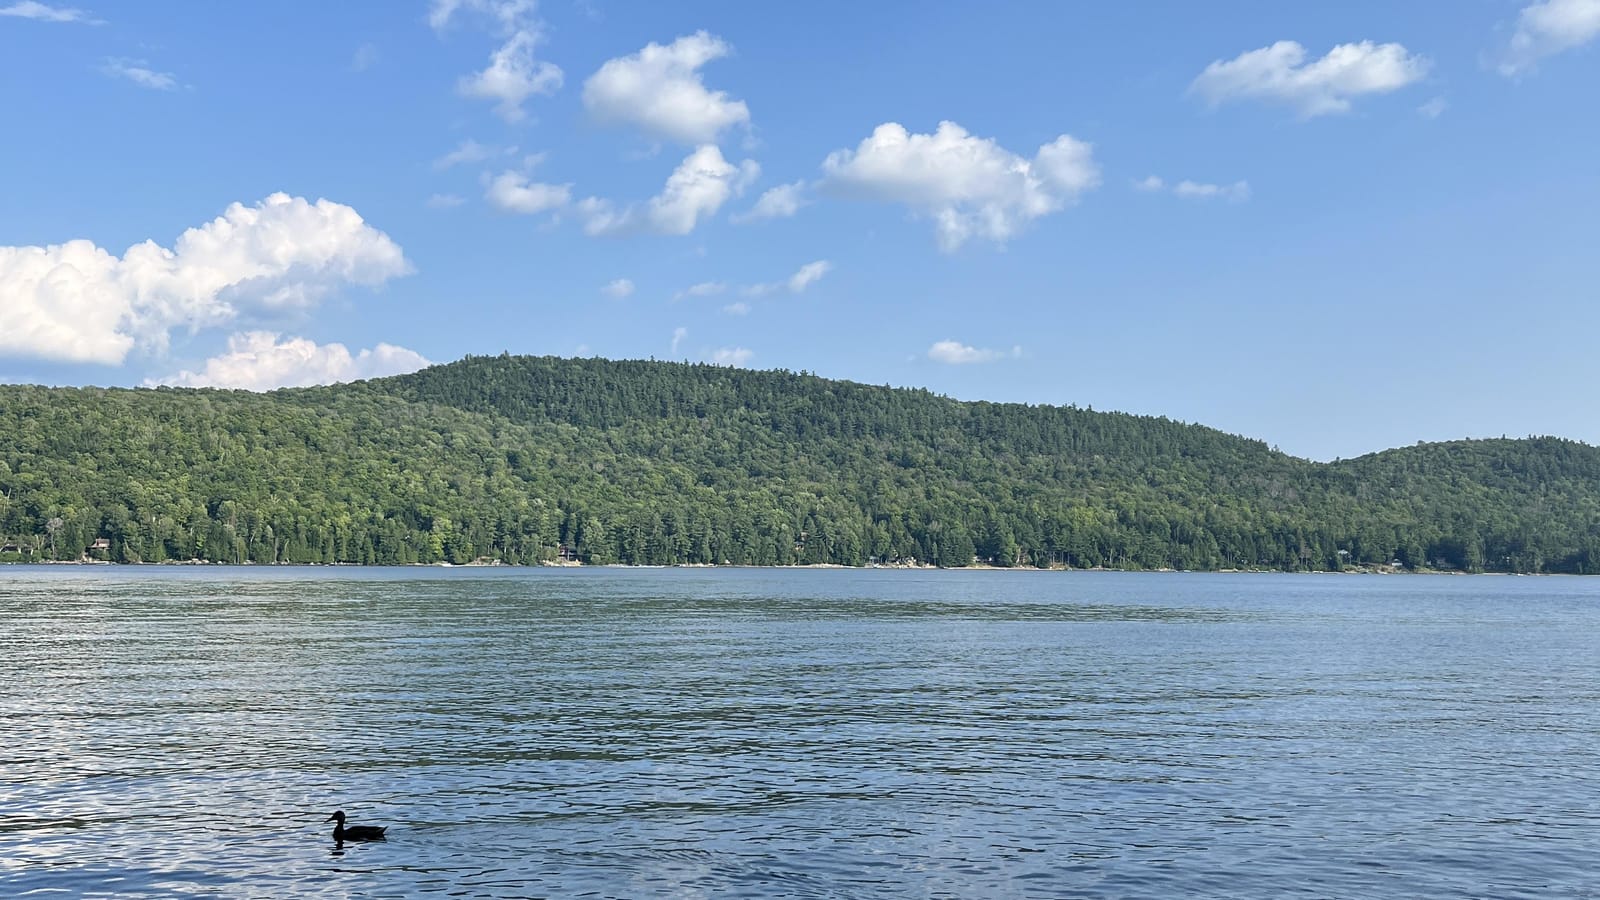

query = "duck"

[{"left": 325, "top": 810, "right": 387, "bottom": 842}]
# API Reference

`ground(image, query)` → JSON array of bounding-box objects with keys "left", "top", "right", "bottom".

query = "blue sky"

[{"left": 1, "top": 0, "right": 1597, "bottom": 460}]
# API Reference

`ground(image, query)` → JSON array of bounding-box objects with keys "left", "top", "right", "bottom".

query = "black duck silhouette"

[{"left": 325, "top": 810, "right": 387, "bottom": 842}]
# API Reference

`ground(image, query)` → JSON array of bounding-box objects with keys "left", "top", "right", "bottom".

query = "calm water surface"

[{"left": 2, "top": 568, "right": 1597, "bottom": 898}]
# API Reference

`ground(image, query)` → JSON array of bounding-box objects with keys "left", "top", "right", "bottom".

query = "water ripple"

[{"left": 2, "top": 568, "right": 1599, "bottom": 897}]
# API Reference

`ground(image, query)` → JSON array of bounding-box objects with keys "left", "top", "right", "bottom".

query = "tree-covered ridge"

[{"left": 3, "top": 354, "right": 1598, "bottom": 572}]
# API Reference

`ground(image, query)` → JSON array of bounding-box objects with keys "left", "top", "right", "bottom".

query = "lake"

[{"left": 2, "top": 567, "right": 1597, "bottom": 898}]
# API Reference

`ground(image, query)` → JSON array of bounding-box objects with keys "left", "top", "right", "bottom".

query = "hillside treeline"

[{"left": 2, "top": 354, "right": 1598, "bottom": 573}]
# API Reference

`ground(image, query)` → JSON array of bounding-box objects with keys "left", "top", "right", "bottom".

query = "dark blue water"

[{"left": 2, "top": 568, "right": 1598, "bottom": 898}]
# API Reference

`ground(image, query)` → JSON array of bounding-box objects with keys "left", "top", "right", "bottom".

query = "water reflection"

[{"left": 1, "top": 568, "right": 1598, "bottom": 898}]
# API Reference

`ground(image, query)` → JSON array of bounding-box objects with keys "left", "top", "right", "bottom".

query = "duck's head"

[{"left": 325, "top": 811, "right": 347, "bottom": 824}]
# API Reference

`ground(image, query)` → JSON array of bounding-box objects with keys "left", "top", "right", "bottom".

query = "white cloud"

[
  {"left": 673, "top": 280, "right": 726, "bottom": 300},
  {"left": 1137, "top": 175, "right": 1250, "bottom": 201},
  {"left": 103, "top": 58, "right": 177, "bottom": 91},
  {"left": 580, "top": 144, "right": 757, "bottom": 236},
  {"left": 821, "top": 121, "right": 1100, "bottom": 251},
  {"left": 670, "top": 326, "right": 687, "bottom": 355},
  {"left": 1417, "top": 96, "right": 1449, "bottom": 119},
  {"left": 649, "top": 145, "right": 757, "bottom": 233},
  {"left": 433, "top": 138, "right": 497, "bottom": 170},
  {"left": 573, "top": 197, "right": 626, "bottom": 235},
  {"left": 460, "top": 31, "right": 562, "bottom": 121},
  {"left": 721, "top": 301, "right": 749, "bottom": 315},
  {"left": 601, "top": 278, "right": 634, "bottom": 298},
  {"left": 582, "top": 31, "right": 749, "bottom": 144},
  {"left": 1500, "top": 0, "right": 1600, "bottom": 75},
  {"left": 1190, "top": 40, "right": 1430, "bottom": 118},
  {"left": 927, "top": 340, "right": 1021, "bottom": 365},
  {"left": 0, "top": 1, "right": 102, "bottom": 23},
  {"left": 0, "top": 193, "right": 411, "bottom": 365},
  {"left": 731, "top": 181, "right": 807, "bottom": 224},
  {"left": 710, "top": 347, "right": 752, "bottom": 367},
  {"left": 432, "top": 0, "right": 562, "bottom": 122},
  {"left": 427, "top": 192, "right": 466, "bottom": 208},
  {"left": 427, "top": 0, "right": 465, "bottom": 29},
  {"left": 151, "top": 331, "right": 430, "bottom": 391},
  {"left": 786, "top": 259, "right": 831, "bottom": 293},
  {"left": 743, "top": 259, "right": 832, "bottom": 297},
  {"left": 484, "top": 169, "right": 571, "bottom": 213},
  {"left": 1173, "top": 179, "right": 1251, "bottom": 202},
  {"left": 351, "top": 42, "right": 379, "bottom": 72}
]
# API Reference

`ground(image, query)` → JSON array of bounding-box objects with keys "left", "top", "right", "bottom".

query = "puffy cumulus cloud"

[
  {"left": 0, "top": 241, "right": 134, "bottom": 364},
  {"left": 927, "top": 340, "right": 1021, "bottom": 365},
  {"left": 461, "top": 31, "right": 562, "bottom": 121},
  {"left": 102, "top": 57, "right": 177, "bottom": 90},
  {"left": 821, "top": 121, "right": 1100, "bottom": 251},
  {"left": 1499, "top": 0, "right": 1600, "bottom": 75},
  {"left": 0, "top": 1, "right": 103, "bottom": 23},
  {"left": 601, "top": 278, "right": 634, "bottom": 298},
  {"left": 649, "top": 145, "right": 757, "bottom": 231},
  {"left": 582, "top": 31, "right": 749, "bottom": 144},
  {"left": 1133, "top": 175, "right": 1166, "bottom": 192},
  {"left": 741, "top": 259, "right": 831, "bottom": 297},
  {"left": 1417, "top": 97, "right": 1448, "bottom": 119},
  {"left": 484, "top": 169, "right": 571, "bottom": 213},
  {"left": 0, "top": 193, "right": 410, "bottom": 365},
  {"left": 1190, "top": 40, "right": 1429, "bottom": 118},
  {"left": 721, "top": 301, "right": 749, "bottom": 316},
  {"left": 731, "top": 181, "right": 807, "bottom": 224},
  {"left": 431, "top": 0, "right": 562, "bottom": 122},
  {"left": 150, "top": 331, "right": 431, "bottom": 391},
  {"left": 710, "top": 346, "right": 753, "bottom": 367},
  {"left": 580, "top": 144, "right": 758, "bottom": 236}
]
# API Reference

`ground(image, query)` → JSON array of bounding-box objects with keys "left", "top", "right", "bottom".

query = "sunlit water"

[{"left": 2, "top": 567, "right": 1598, "bottom": 898}]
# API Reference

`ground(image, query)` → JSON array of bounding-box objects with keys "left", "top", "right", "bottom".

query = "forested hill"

[{"left": 3, "top": 353, "right": 1598, "bottom": 573}]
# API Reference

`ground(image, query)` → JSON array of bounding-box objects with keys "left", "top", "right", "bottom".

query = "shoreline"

[{"left": 0, "top": 559, "right": 1539, "bottom": 575}]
